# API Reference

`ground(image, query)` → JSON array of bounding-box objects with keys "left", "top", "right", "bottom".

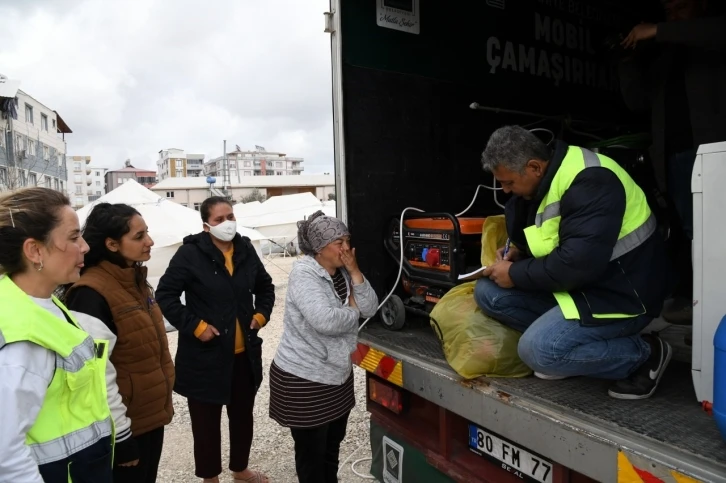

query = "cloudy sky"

[{"left": 0, "top": 0, "right": 334, "bottom": 174}]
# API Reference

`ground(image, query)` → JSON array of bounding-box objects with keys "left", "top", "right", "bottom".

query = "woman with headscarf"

[{"left": 269, "top": 210, "right": 379, "bottom": 483}]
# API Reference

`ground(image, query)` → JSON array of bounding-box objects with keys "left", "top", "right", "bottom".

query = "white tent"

[
  {"left": 76, "top": 180, "right": 267, "bottom": 331},
  {"left": 233, "top": 192, "right": 329, "bottom": 254}
]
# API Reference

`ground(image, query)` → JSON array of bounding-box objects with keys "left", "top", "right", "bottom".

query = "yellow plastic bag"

[
  {"left": 429, "top": 282, "right": 532, "bottom": 379},
  {"left": 480, "top": 214, "right": 508, "bottom": 267}
]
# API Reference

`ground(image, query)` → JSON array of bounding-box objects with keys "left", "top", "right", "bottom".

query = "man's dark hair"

[{"left": 481, "top": 125, "right": 552, "bottom": 173}]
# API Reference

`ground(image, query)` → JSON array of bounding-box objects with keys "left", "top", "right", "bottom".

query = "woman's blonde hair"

[{"left": 0, "top": 187, "right": 71, "bottom": 275}]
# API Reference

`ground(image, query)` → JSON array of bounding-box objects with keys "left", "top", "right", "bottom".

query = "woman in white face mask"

[{"left": 156, "top": 197, "right": 275, "bottom": 483}]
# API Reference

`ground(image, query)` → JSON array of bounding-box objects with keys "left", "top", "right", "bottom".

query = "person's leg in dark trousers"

[
  {"left": 291, "top": 424, "right": 328, "bottom": 483},
  {"left": 188, "top": 397, "right": 224, "bottom": 479},
  {"left": 290, "top": 412, "right": 351, "bottom": 483},
  {"left": 112, "top": 427, "right": 166, "bottom": 483},
  {"left": 227, "top": 354, "right": 256, "bottom": 477},
  {"left": 324, "top": 411, "right": 351, "bottom": 483}
]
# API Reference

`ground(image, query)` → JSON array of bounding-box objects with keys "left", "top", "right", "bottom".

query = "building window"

[
  {"left": 244, "top": 161, "right": 251, "bottom": 167},
  {"left": 96, "top": 191, "right": 102, "bottom": 196},
  {"left": 176, "top": 159, "right": 183, "bottom": 168},
  {"left": 74, "top": 162, "right": 82, "bottom": 172},
  {"left": 25, "top": 104, "right": 33, "bottom": 124},
  {"left": 57, "top": 154, "right": 63, "bottom": 166},
  {"left": 95, "top": 171, "right": 100, "bottom": 176},
  {"left": 41, "top": 114, "right": 48, "bottom": 131},
  {"left": 43, "top": 145, "right": 50, "bottom": 160},
  {"left": 166, "top": 191, "right": 174, "bottom": 198},
  {"left": 44, "top": 176, "right": 51, "bottom": 188},
  {"left": 54, "top": 178, "right": 59, "bottom": 190},
  {"left": 75, "top": 185, "right": 83, "bottom": 194},
  {"left": 175, "top": 169, "right": 183, "bottom": 177},
  {"left": 0, "top": 167, "right": 6, "bottom": 185},
  {"left": 96, "top": 181, "right": 101, "bottom": 187},
  {"left": 244, "top": 171, "right": 251, "bottom": 176},
  {"left": 27, "top": 139, "right": 35, "bottom": 156},
  {"left": 28, "top": 173, "right": 37, "bottom": 186},
  {"left": 75, "top": 197, "right": 83, "bottom": 206},
  {"left": 74, "top": 174, "right": 81, "bottom": 183},
  {"left": 60, "top": 181, "right": 64, "bottom": 192},
  {"left": 193, "top": 203, "right": 201, "bottom": 211},
  {"left": 15, "top": 134, "right": 22, "bottom": 152},
  {"left": 52, "top": 119, "right": 56, "bottom": 129},
  {"left": 276, "top": 162, "right": 283, "bottom": 168}
]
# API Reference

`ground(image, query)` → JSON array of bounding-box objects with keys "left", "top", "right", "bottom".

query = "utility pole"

[{"left": 222, "top": 139, "right": 230, "bottom": 195}]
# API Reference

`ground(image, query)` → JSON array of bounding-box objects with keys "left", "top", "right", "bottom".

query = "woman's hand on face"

[{"left": 340, "top": 247, "right": 360, "bottom": 275}]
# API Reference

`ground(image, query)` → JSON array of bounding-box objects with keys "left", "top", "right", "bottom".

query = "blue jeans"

[{"left": 474, "top": 278, "right": 651, "bottom": 380}]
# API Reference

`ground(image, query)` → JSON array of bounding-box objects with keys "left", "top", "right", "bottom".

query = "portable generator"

[{"left": 380, "top": 212, "right": 486, "bottom": 330}]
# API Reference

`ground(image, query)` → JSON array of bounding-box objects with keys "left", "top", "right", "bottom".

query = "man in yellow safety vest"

[{"left": 477, "top": 125, "right": 672, "bottom": 400}]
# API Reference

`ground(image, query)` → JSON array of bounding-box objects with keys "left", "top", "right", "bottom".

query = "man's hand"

[
  {"left": 621, "top": 23, "right": 657, "bottom": 49},
  {"left": 118, "top": 459, "right": 140, "bottom": 467},
  {"left": 250, "top": 318, "right": 263, "bottom": 330},
  {"left": 198, "top": 324, "right": 220, "bottom": 342},
  {"left": 496, "top": 244, "right": 522, "bottom": 262},
  {"left": 482, "top": 261, "right": 515, "bottom": 288}
]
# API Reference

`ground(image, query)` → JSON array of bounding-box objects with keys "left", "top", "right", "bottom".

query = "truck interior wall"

[{"left": 341, "top": 0, "right": 660, "bottom": 293}]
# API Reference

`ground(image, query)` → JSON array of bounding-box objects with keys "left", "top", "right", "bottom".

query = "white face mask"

[{"left": 205, "top": 220, "right": 237, "bottom": 242}]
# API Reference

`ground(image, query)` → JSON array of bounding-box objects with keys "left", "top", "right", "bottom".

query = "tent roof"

[{"left": 77, "top": 180, "right": 267, "bottom": 246}]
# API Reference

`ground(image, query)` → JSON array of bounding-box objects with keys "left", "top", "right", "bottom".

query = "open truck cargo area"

[{"left": 329, "top": 0, "right": 726, "bottom": 481}]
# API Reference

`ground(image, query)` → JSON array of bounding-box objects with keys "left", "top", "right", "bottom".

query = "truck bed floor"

[{"left": 360, "top": 321, "right": 726, "bottom": 467}]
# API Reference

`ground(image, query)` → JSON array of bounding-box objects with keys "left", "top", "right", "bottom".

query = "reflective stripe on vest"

[
  {"left": 523, "top": 147, "right": 653, "bottom": 320},
  {"left": 0, "top": 276, "right": 113, "bottom": 465}
]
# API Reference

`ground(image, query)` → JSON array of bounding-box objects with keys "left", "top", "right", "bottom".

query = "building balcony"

[
  {"left": 88, "top": 195, "right": 101, "bottom": 202},
  {"left": 86, "top": 178, "right": 92, "bottom": 185}
]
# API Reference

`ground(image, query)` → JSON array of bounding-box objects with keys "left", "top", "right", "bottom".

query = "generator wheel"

[{"left": 380, "top": 295, "right": 406, "bottom": 331}]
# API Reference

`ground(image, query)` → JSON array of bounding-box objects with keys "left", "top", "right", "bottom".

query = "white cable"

[
  {"left": 358, "top": 206, "right": 424, "bottom": 332},
  {"left": 528, "top": 127, "right": 555, "bottom": 145},
  {"left": 455, "top": 183, "right": 502, "bottom": 217},
  {"left": 338, "top": 443, "right": 375, "bottom": 479},
  {"left": 352, "top": 457, "right": 374, "bottom": 479}
]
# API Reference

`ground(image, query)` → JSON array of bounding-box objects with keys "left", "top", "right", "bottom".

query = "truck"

[{"left": 324, "top": 1, "right": 726, "bottom": 482}]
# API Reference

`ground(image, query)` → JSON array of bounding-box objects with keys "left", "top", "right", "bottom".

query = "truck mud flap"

[{"left": 370, "top": 419, "right": 454, "bottom": 483}]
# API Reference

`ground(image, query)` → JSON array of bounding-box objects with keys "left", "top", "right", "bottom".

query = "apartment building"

[
  {"left": 157, "top": 148, "right": 205, "bottom": 180},
  {"left": 67, "top": 156, "right": 108, "bottom": 208},
  {"left": 150, "top": 174, "right": 333, "bottom": 210},
  {"left": 204, "top": 147, "right": 303, "bottom": 182},
  {"left": 105, "top": 160, "right": 157, "bottom": 190},
  {"left": 0, "top": 83, "right": 71, "bottom": 193}
]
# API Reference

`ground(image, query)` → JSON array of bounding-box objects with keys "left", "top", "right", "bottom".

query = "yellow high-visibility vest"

[{"left": 523, "top": 147, "right": 656, "bottom": 320}]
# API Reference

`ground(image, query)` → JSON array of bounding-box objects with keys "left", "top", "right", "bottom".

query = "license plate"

[{"left": 468, "top": 424, "right": 553, "bottom": 483}]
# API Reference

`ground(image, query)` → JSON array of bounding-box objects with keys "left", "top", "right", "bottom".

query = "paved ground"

[{"left": 156, "top": 255, "right": 375, "bottom": 482}]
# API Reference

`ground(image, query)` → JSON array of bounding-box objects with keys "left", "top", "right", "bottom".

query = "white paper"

[{"left": 458, "top": 266, "right": 487, "bottom": 281}]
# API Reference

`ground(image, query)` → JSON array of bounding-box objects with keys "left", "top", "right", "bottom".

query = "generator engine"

[{"left": 381, "top": 213, "right": 486, "bottom": 330}]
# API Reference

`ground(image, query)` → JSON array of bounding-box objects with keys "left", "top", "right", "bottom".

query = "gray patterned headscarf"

[{"left": 297, "top": 210, "right": 350, "bottom": 255}]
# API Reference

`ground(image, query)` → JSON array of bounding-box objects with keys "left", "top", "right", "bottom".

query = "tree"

[
  {"left": 240, "top": 188, "right": 267, "bottom": 204},
  {"left": 327, "top": 193, "right": 336, "bottom": 201}
]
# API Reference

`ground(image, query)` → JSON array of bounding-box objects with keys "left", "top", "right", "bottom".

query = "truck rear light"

[{"left": 369, "top": 377, "right": 404, "bottom": 414}]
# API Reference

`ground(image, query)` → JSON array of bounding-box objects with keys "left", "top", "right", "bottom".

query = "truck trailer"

[{"left": 325, "top": 1, "right": 726, "bottom": 482}]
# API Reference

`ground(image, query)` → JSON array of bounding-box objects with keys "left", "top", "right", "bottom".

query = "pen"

[{"left": 502, "top": 238, "right": 511, "bottom": 260}]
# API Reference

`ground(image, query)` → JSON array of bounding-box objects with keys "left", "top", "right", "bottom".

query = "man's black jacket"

[{"left": 507, "top": 141, "right": 672, "bottom": 325}]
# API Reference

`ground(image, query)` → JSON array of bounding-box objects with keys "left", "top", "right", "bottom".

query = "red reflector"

[{"left": 369, "top": 378, "right": 404, "bottom": 414}]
